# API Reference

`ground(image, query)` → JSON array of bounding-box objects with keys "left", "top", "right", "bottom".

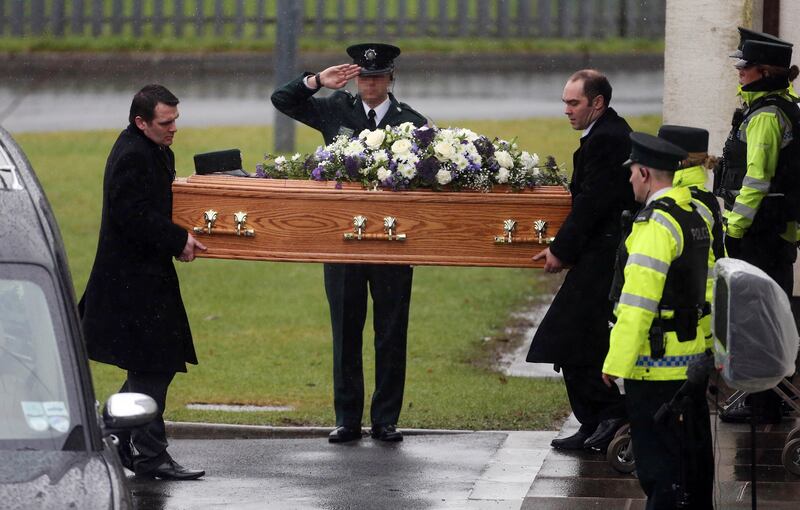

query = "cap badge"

[{"left": 364, "top": 48, "right": 377, "bottom": 61}]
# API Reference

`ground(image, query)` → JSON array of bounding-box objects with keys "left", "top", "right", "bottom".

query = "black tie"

[{"left": 367, "top": 109, "right": 377, "bottom": 130}]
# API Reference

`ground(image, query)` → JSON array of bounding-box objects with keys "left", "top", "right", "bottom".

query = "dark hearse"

[{"left": 0, "top": 126, "right": 156, "bottom": 509}]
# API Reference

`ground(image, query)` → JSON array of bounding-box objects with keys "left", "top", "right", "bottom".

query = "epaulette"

[
  {"left": 398, "top": 102, "right": 427, "bottom": 122},
  {"left": 635, "top": 196, "right": 677, "bottom": 223}
]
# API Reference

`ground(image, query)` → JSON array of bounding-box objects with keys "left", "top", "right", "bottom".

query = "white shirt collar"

[
  {"left": 363, "top": 98, "right": 391, "bottom": 126},
  {"left": 581, "top": 118, "right": 598, "bottom": 138},
  {"left": 646, "top": 186, "right": 672, "bottom": 205}
]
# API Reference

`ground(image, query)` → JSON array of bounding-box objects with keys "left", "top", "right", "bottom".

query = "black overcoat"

[
  {"left": 80, "top": 124, "right": 196, "bottom": 373},
  {"left": 526, "top": 108, "right": 635, "bottom": 366},
  {"left": 271, "top": 74, "right": 427, "bottom": 144}
]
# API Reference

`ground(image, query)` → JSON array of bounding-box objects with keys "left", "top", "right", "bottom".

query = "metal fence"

[{"left": 0, "top": 0, "right": 666, "bottom": 40}]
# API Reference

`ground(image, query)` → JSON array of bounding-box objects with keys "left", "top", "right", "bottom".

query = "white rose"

[
  {"left": 365, "top": 129, "right": 386, "bottom": 148},
  {"left": 495, "top": 150, "right": 514, "bottom": 169},
  {"left": 436, "top": 169, "right": 453, "bottom": 185},
  {"left": 391, "top": 139, "right": 413, "bottom": 156},
  {"left": 496, "top": 168, "right": 510, "bottom": 184},
  {"left": 358, "top": 129, "right": 371, "bottom": 140},
  {"left": 376, "top": 167, "right": 392, "bottom": 181},
  {"left": 398, "top": 162, "right": 417, "bottom": 179},
  {"left": 434, "top": 141, "right": 456, "bottom": 161}
]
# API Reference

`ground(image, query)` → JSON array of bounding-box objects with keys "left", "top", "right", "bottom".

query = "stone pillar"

[{"left": 662, "top": 0, "right": 762, "bottom": 156}]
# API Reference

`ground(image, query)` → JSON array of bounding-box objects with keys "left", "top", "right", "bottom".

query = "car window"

[
  {"left": 0, "top": 142, "right": 23, "bottom": 191},
  {"left": 0, "top": 265, "right": 73, "bottom": 449}
]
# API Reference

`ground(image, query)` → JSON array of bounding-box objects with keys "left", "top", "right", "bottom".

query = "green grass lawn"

[{"left": 15, "top": 114, "right": 660, "bottom": 431}]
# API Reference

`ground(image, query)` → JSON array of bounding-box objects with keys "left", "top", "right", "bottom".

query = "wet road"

[
  {"left": 0, "top": 68, "right": 663, "bottom": 133},
  {"left": 128, "top": 431, "right": 554, "bottom": 510}
]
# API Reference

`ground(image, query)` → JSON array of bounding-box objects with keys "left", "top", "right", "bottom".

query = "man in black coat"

[
  {"left": 271, "top": 43, "right": 427, "bottom": 443},
  {"left": 529, "top": 70, "right": 636, "bottom": 451},
  {"left": 80, "top": 84, "right": 206, "bottom": 479}
]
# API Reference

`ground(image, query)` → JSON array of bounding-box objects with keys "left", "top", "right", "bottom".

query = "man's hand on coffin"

[
  {"left": 532, "top": 247, "right": 565, "bottom": 273},
  {"left": 177, "top": 234, "right": 207, "bottom": 262},
  {"left": 319, "top": 64, "right": 362, "bottom": 89}
]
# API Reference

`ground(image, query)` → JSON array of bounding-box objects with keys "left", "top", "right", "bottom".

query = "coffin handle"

[
  {"left": 192, "top": 209, "right": 255, "bottom": 237},
  {"left": 494, "top": 218, "right": 554, "bottom": 244},
  {"left": 343, "top": 215, "right": 406, "bottom": 241}
]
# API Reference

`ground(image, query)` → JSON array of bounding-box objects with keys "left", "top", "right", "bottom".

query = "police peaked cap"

[
  {"left": 730, "top": 27, "right": 791, "bottom": 58},
  {"left": 347, "top": 43, "right": 401, "bottom": 76},
  {"left": 657, "top": 125, "right": 709, "bottom": 153},
  {"left": 623, "top": 132, "right": 688, "bottom": 172},
  {"left": 737, "top": 40, "right": 793, "bottom": 68}
]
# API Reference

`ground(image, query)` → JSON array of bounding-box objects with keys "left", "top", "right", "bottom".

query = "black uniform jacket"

[
  {"left": 271, "top": 73, "right": 427, "bottom": 144},
  {"left": 527, "top": 107, "right": 635, "bottom": 366},
  {"left": 80, "top": 124, "right": 197, "bottom": 373}
]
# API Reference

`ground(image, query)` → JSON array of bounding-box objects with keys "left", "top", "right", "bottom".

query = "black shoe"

[
  {"left": 114, "top": 436, "right": 135, "bottom": 471},
  {"left": 720, "top": 402, "right": 782, "bottom": 424},
  {"left": 371, "top": 424, "right": 403, "bottom": 442},
  {"left": 140, "top": 459, "right": 205, "bottom": 481},
  {"left": 583, "top": 418, "right": 626, "bottom": 451},
  {"left": 328, "top": 426, "right": 363, "bottom": 443},
  {"left": 550, "top": 430, "right": 592, "bottom": 450}
]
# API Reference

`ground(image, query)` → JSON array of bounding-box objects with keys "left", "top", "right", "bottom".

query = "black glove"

[{"left": 724, "top": 234, "right": 742, "bottom": 258}]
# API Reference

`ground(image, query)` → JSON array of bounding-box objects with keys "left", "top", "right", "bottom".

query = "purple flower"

[
  {"left": 413, "top": 127, "right": 436, "bottom": 148},
  {"left": 315, "top": 149, "right": 331, "bottom": 160},
  {"left": 474, "top": 136, "right": 494, "bottom": 158},
  {"left": 344, "top": 156, "right": 361, "bottom": 179},
  {"left": 335, "top": 182, "right": 343, "bottom": 189},
  {"left": 417, "top": 157, "right": 439, "bottom": 185},
  {"left": 255, "top": 164, "right": 265, "bottom": 178},
  {"left": 311, "top": 166, "right": 324, "bottom": 180}
]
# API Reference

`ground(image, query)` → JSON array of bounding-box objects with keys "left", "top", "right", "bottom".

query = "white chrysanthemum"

[
  {"left": 372, "top": 150, "right": 389, "bottom": 164},
  {"left": 291, "top": 153, "right": 302, "bottom": 161},
  {"left": 396, "top": 122, "right": 416, "bottom": 135},
  {"left": 365, "top": 129, "right": 386, "bottom": 149},
  {"left": 398, "top": 162, "right": 417, "bottom": 179},
  {"left": 437, "top": 129, "right": 458, "bottom": 144},
  {"left": 396, "top": 152, "right": 419, "bottom": 166},
  {"left": 453, "top": 154, "right": 469, "bottom": 171},
  {"left": 521, "top": 151, "right": 539, "bottom": 169},
  {"left": 275, "top": 156, "right": 286, "bottom": 165},
  {"left": 496, "top": 167, "right": 510, "bottom": 184},
  {"left": 344, "top": 140, "right": 365, "bottom": 157},
  {"left": 495, "top": 150, "right": 514, "bottom": 169},
  {"left": 434, "top": 141, "right": 457, "bottom": 161},
  {"left": 456, "top": 128, "right": 479, "bottom": 141},
  {"left": 391, "top": 139, "right": 413, "bottom": 156},
  {"left": 376, "top": 167, "right": 392, "bottom": 181},
  {"left": 436, "top": 169, "right": 453, "bottom": 185}
]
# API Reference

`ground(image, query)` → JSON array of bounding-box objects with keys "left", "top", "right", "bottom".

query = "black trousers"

[
  {"left": 625, "top": 379, "right": 714, "bottom": 510},
  {"left": 324, "top": 263, "right": 413, "bottom": 428},
  {"left": 561, "top": 363, "right": 626, "bottom": 433},
  {"left": 117, "top": 370, "right": 175, "bottom": 473}
]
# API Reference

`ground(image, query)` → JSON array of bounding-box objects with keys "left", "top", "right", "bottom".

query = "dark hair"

[
  {"left": 761, "top": 64, "right": 800, "bottom": 82},
  {"left": 568, "top": 69, "right": 613, "bottom": 107},
  {"left": 129, "top": 84, "right": 179, "bottom": 124}
]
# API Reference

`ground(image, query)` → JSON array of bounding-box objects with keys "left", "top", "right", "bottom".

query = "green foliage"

[{"left": 14, "top": 114, "right": 661, "bottom": 430}]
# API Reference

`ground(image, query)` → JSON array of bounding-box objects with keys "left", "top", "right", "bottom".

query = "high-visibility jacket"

[
  {"left": 673, "top": 165, "right": 723, "bottom": 348},
  {"left": 603, "top": 187, "right": 710, "bottom": 381},
  {"left": 724, "top": 85, "right": 799, "bottom": 243}
]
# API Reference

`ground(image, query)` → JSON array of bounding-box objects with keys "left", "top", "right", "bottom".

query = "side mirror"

[{"left": 102, "top": 392, "right": 157, "bottom": 431}]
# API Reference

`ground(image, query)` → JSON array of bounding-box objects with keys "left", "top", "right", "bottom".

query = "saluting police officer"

[
  {"left": 271, "top": 43, "right": 428, "bottom": 443},
  {"left": 603, "top": 133, "right": 714, "bottom": 509}
]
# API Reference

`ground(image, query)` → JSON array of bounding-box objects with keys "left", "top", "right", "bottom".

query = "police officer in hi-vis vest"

[
  {"left": 603, "top": 133, "right": 714, "bottom": 509},
  {"left": 271, "top": 43, "right": 427, "bottom": 444}
]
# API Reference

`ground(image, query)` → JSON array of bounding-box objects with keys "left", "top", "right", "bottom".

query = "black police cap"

[
  {"left": 346, "top": 43, "right": 401, "bottom": 76},
  {"left": 730, "top": 27, "right": 791, "bottom": 58},
  {"left": 623, "top": 132, "right": 688, "bottom": 172},
  {"left": 657, "top": 125, "right": 709, "bottom": 153},
  {"left": 736, "top": 40, "right": 793, "bottom": 68}
]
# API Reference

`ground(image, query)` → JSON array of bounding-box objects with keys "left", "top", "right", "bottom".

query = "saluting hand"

[
  {"left": 532, "top": 247, "right": 565, "bottom": 273},
  {"left": 177, "top": 234, "right": 207, "bottom": 263},
  {"left": 319, "top": 64, "right": 362, "bottom": 89}
]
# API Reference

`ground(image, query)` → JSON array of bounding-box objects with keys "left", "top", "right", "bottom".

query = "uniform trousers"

[
  {"left": 625, "top": 379, "right": 713, "bottom": 510},
  {"left": 116, "top": 370, "right": 175, "bottom": 474},
  {"left": 324, "top": 263, "right": 413, "bottom": 428},
  {"left": 561, "top": 363, "right": 626, "bottom": 433}
]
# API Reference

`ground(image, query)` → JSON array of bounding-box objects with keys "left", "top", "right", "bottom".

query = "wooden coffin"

[{"left": 171, "top": 175, "right": 572, "bottom": 268}]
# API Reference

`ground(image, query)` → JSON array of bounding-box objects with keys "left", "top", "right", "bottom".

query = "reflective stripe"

[
  {"left": 627, "top": 253, "right": 669, "bottom": 275},
  {"left": 619, "top": 292, "right": 659, "bottom": 314},
  {"left": 741, "top": 175, "right": 771, "bottom": 193},
  {"left": 635, "top": 353, "right": 705, "bottom": 368},
  {"left": 691, "top": 199, "right": 713, "bottom": 227},
  {"left": 651, "top": 210, "right": 683, "bottom": 255},
  {"left": 732, "top": 200, "right": 757, "bottom": 220}
]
